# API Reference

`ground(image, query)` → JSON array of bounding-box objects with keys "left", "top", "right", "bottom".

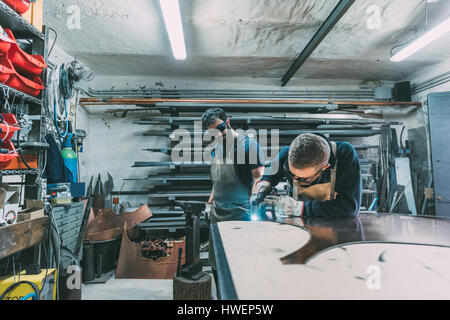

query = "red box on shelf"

[
  {"left": 0, "top": 58, "right": 15, "bottom": 84},
  {"left": 0, "top": 113, "right": 20, "bottom": 142},
  {"left": 0, "top": 31, "right": 15, "bottom": 55},
  {"left": 3, "top": 0, "right": 31, "bottom": 15},
  {"left": 0, "top": 56, "right": 44, "bottom": 97},
  {"left": 4, "top": 29, "right": 47, "bottom": 77},
  {"left": 0, "top": 140, "right": 19, "bottom": 169}
]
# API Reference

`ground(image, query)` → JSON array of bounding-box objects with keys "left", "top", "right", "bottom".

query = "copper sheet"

[
  {"left": 85, "top": 205, "right": 152, "bottom": 242},
  {"left": 115, "top": 223, "right": 185, "bottom": 279},
  {"left": 85, "top": 228, "right": 122, "bottom": 242}
]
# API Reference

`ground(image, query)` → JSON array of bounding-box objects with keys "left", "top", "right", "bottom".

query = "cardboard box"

[
  {"left": 22, "top": 5, "right": 32, "bottom": 23},
  {"left": 0, "top": 184, "right": 20, "bottom": 226},
  {"left": 17, "top": 209, "right": 44, "bottom": 222},
  {"left": 31, "top": 0, "right": 43, "bottom": 33},
  {"left": 17, "top": 199, "right": 45, "bottom": 222},
  {"left": 20, "top": 0, "right": 44, "bottom": 33}
]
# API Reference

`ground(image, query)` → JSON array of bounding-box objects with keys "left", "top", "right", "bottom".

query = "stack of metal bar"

[
  {"left": 77, "top": 89, "right": 417, "bottom": 234},
  {"left": 119, "top": 99, "right": 400, "bottom": 235}
]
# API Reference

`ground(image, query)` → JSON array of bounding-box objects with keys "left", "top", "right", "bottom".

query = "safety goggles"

[
  {"left": 283, "top": 161, "right": 326, "bottom": 184},
  {"left": 215, "top": 121, "right": 228, "bottom": 132}
]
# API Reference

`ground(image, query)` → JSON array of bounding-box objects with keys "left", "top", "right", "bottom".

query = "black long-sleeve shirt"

[{"left": 261, "top": 139, "right": 362, "bottom": 218}]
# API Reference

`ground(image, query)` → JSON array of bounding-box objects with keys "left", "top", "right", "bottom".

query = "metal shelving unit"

[
  {"left": 0, "top": 4, "right": 48, "bottom": 200},
  {"left": 0, "top": 82, "right": 43, "bottom": 106},
  {"left": 0, "top": 0, "right": 44, "bottom": 40},
  {"left": 0, "top": 169, "right": 39, "bottom": 176}
]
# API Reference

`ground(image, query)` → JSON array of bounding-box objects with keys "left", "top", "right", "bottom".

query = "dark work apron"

[
  {"left": 210, "top": 133, "right": 251, "bottom": 223},
  {"left": 209, "top": 134, "right": 251, "bottom": 270}
]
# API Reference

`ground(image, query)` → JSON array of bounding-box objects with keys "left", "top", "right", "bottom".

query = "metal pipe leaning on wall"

[{"left": 79, "top": 97, "right": 422, "bottom": 107}]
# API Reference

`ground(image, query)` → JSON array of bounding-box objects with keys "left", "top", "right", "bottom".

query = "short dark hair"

[
  {"left": 289, "top": 133, "right": 330, "bottom": 169},
  {"left": 201, "top": 108, "right": 227, "bottom": 128}
]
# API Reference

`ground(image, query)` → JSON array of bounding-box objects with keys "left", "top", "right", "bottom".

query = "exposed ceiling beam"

[{"left": 280, "top": 0, "right": 356, "bottom": 87}]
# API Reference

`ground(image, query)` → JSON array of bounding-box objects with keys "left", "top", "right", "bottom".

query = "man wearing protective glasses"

[
  {"left": 253, "top": 133, "right": 361, "bottom": 218},
  {"left": 202, "top": 108, "right": 265, "bottom": 293},
  {"left": 202, "top": 108, "right": 265, "bottom": 221}
]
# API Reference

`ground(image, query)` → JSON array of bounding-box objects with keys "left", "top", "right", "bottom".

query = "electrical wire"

[
  {"left": 399, "top": 125, "right": 406, "bottom": 151},
  {"left": 0, "top": 280, "right": 40, "bottom": 300},
  {"left": 47, "top": 27, "right": 58, "bottom": 59}
]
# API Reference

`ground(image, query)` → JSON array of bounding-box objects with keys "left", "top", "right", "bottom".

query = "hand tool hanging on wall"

[
  {"left": 103, "top": 172, "right": 114, "bottom": 209},
  {"left": 92, "top": 174, "right": 105, "bottom": 215},
  {"left": 74, "top": 176, "right": 94, "bottom": 259}
]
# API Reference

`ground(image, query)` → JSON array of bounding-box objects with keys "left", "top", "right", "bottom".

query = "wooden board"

[
  {"left": 217, "top": 220, "right": 450, "bottom": 300},
  {"left": 0, "top": 216, "right": 48, "bottom": 259}
]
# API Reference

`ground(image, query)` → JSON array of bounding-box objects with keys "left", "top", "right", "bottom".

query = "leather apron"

[
  {"left": 292, "top": 142, "right": 338, "bottom": 202},
  {"left": 210, "top": 133, "right": 250, "bottom": 223},
  {"left": 209, "top": 134, "right": 250, "bottom": 271}
]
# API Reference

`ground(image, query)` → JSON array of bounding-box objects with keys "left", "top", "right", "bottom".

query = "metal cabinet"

[
  {"left": 428, "top": 91, "right": 450, "bottom": 217},
  {"left": 48, "top": 201, "right": 84, "bottom": 269}
]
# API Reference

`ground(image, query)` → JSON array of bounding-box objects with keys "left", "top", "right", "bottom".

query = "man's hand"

[
  {"left": 263, "top": 195, "right": 304, "bottom": 217},
  {"left": 204, "top": 202, "right": 213, "bottom": 220},
  {"left": 252, "top": 180, "right": 272, "bottom": 206}
]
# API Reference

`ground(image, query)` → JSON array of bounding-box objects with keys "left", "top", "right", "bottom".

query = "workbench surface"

[
  {"left": 0, "top": 217, "right": 49, "bottom": 260},
  {"left": 211, "top": 213, "right": 450, "bottom": 300}
]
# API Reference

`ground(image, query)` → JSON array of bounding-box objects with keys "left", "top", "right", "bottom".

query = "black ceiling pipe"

[{"left": 281, "top": 0, "right": 356, "bottom": 87}]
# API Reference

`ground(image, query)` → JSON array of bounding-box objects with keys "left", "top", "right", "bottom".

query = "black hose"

[
  {"left": 0, "top": 280, "right": 40, "bottom": 300},
  {"left": 15, "top": 136, "right": 33, "bottom": 170},
  {"left": 399, "top": 126, "right": 405, "bottom": 151}
]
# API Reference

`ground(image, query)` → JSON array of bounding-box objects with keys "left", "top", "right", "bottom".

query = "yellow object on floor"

[{"left": 0, "top": 269, "right": 57, "bottom": 300}]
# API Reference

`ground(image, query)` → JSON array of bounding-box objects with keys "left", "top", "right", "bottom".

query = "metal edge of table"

[{"left": 210, "top": 223, "right": 238, "bottom": 300}]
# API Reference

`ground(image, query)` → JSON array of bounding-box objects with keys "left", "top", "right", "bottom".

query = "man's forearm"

[
  {"left": 251, "top": 166, "right": 265, "bottom": 194},
  {"left": 208, "top": 190, "right": 214, "bottom": 204}
]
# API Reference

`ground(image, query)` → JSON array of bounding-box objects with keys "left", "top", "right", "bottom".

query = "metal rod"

[
  {"left": 79, "top": 97, "right": 421, "bottom": 107},
  {"left": 280, "top": 0, "right": 356, "bottom": 86},
  {"left": 86, "top": 88, "right": 376, "bottom": 99}
]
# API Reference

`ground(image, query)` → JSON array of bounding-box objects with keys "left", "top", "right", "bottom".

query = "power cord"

[{"left": 0, "top": 280, "right": 40, "bottom": 300}]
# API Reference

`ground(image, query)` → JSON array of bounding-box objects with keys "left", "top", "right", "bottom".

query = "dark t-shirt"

[{"left": 212, "top": 135, "right": 265, "bottom": 191}]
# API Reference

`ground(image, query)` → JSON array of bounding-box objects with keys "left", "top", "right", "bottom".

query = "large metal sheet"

[
  {"left": 394, "top": 157, "right": 417, "bottom": 215},
  {"left": 428, "top": 92, "right": 450, "bottom": 217}
]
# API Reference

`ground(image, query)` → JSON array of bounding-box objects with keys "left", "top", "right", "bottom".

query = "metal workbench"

[{"left": 211, "top": 212, "right": 450, "bottom": 300}]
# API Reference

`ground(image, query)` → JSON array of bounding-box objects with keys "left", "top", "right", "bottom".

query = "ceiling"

[{"left": 43, "top": 0, "right": 450, "bottom": 82}]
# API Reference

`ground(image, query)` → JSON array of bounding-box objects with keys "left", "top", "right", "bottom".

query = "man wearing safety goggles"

[
  {"left": 253, "top": 133, "right": 361, "bottom": 218},
  {"left": 202, "top": 108, "right": 265, "bottom": 221}
]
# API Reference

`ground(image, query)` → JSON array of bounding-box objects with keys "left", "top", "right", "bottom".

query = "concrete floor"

[{"left": 82, "top": 269, "right": 217, "bottom": 300}]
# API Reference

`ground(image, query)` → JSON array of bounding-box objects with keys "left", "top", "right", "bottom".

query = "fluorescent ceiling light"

[
  {"left": 391, "top": 16, "right": 450, "bottom": 62},
  {"left": 159, "top": 0, "right": 187, "bottom": 60}
]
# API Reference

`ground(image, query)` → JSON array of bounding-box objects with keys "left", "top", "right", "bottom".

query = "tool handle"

[{"left": 176, "top": 248, "right": 183, "bottom": 277}]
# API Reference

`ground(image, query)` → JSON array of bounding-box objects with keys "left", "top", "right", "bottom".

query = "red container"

[
  {"left": 4, "top": 29, "right": 47, "bottom": 77},
  {"left": 0, "top": 140, "right": 19, "bottom": 169},
  {"left": 0, "top": 30, "right": 15, "bottom": 55},
  {"left": 3, "top": 0, "right": 31, "bottom": 15},
  {"left": 0, "top": 113, "right": 20, "bottom": 142},
  {"left": 0, "top": 58, "right": 15, "bottom": 83},
  {"left": 0, "top": 56, "right": 44, "bottom": 96}
]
